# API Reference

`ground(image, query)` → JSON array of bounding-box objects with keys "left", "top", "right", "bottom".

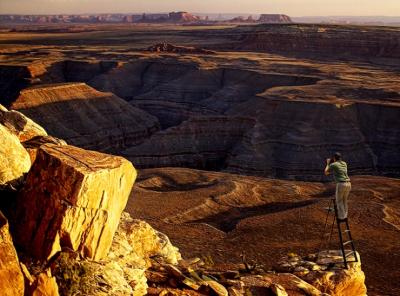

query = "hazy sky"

[{"left": 1, "top": 0, "right": 399, "bottom": 16}]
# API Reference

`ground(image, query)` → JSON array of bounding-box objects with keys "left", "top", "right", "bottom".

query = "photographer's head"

[{"left": 333, "top": 152, "right": 342, "bottom": 162}]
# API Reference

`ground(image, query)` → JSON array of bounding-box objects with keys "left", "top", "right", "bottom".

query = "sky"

[{"left": 0, "top": 0, "right": 399, "bottom": 16}]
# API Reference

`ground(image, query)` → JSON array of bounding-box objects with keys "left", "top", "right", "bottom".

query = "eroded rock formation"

[
  {"left": 0, "top": 211, "right": 25, "bottom": 296},
  {"left": 231, "top": 24, "right": 400, "bottom": 58},
  {"left": 3, "top": 54, "right": 397, "bottom": 180},
  {"left": 123, "top": 116, "right": 256, "bottom": 169},
  {"left": 15, "top": 143, "right": 137, "bottom": 260},
  {"left": 10, "top": 83, "right": 159, "bottom": 153},
  {"left": 258, "top": 14, "right": 292, "bottom": 23}
]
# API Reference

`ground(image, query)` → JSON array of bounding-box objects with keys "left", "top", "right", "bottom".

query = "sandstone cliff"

[
  {"left": 10, "top": 83, "right": 159, "bottom": 153},
  {"left": 231, "top": 24, "right": 400, "bottom": 59}
]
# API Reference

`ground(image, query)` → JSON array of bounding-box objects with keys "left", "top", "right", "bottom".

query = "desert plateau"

[{"left": 0, "top": 4, "right": 399, "bottom": 296}]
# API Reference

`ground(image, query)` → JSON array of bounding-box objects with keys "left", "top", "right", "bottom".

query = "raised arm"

[{"left": 324, "top": 158, "right": 331, "bottom": 176}]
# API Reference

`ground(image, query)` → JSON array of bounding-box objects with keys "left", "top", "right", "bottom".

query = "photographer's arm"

[{"left": 324, "top": 159, "right": 331, "bottom": 176}]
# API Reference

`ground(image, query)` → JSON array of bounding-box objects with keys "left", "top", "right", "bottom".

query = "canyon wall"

[
  {"left": 3, "top": 55, "right": 399, "bottom": 181},
  {"left": 230, "top": 24, "right": 400, "bottom": 59},
  {"left": 10, "top": 83, "right": 159, "bottom": 153}
]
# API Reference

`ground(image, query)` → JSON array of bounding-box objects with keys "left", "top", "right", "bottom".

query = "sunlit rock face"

[
  {"left": 10, "top": 83, "right": 159, "bottom": 153},
  {"left": 275, "top": 251, "right": 367, "bottom": 296},
  {"left": 0, "top": 211, "right": 24, "bottom": 296},
  {"left": 27, "top": 271, "right": 60, "bottom": 296},
  {"left": 0, "top": 123, "right": 31, "bottom": 189},
  {"left": 14, "top": 144, "right": 137, "bottom": 261}
]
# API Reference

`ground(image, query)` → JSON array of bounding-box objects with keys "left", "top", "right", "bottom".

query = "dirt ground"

[{"left": 127, "top": 168, "right": 400, "bottom": 296}]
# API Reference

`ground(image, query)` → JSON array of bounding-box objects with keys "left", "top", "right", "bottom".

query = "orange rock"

[
  {"left": 30, "top": 271, "right": 59, "bottom": 296},
  {"left": 15, "top": 144, "right": 137, "bottom": 261},
  {"left": 0, "top": 123, "right": 31, "bottom": 189},
  {"left": 22, "top": 135, "right": 67, "bottom": 163},
  {"left": 0, "top": 211, "right": 24, "bottom": 296}
]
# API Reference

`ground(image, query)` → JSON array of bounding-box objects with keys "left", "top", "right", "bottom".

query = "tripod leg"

[{"left": 317, "top": 199, "right": 333, "bottom": 260}]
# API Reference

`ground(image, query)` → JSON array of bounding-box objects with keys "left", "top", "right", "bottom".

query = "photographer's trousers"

[{"left": 336, "top": 182, "right": 352, "bottom": 220}]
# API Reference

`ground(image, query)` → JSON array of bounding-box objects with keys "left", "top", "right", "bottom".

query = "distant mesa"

[
  {"left": 169, "top": 11, "right": 200, "bottom": 23},
  {"left": 258, "top": 14, "right": 292, "bottom": 23},
  {"left": 0, "top": 12, "right": 291, "bottom": 24},
  {"left": 0, "top": 11, "right": 201, "bottom": 24}
]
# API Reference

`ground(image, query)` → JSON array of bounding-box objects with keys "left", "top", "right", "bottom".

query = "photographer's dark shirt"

[{"left": 328, "top": 161, "right": 351, "bottom": 183}]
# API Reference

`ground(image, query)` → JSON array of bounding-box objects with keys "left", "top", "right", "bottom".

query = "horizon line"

[{"left": 1, "top": 12, "right": 400, "bottom": 18}]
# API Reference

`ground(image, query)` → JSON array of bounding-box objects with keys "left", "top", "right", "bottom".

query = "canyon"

[
  {"left": 0, "top": 25, "right": 399, "bottom": 180},
  {"left": 0, "top": 22, "right": 399, "bottom": 295}
]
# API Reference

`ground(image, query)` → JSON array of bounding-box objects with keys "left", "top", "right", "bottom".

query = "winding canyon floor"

[{"left": 128, "top": 168, "right": 400, "bottom": 296}]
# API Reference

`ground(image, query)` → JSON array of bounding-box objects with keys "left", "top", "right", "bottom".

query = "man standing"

[{"left": 324, "top": 152, "right": 351, "bottom": 221}]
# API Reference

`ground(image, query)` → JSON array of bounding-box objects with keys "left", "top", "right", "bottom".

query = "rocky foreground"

[{"left": 0, "top": 105, "right": 369, "bottom": 295}]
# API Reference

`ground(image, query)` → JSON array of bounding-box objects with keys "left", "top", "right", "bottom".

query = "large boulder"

[
  {"left": 0, "top": 123, "right": 31, "bottom": 189},
  {"left": 15, "top": 144, "right": 136, "bottom": 261},
  {"left": 0, "top": 211, "right": 25, "bottom": 296},
  {"left": 0, "top": 104, "right": 47, "bottom": 142},
  {"left": 109, "top": 212, "right": 182, "bottom": 268},
  {"left": 108, "top": 212, "right": 182, "bottom": 295}
]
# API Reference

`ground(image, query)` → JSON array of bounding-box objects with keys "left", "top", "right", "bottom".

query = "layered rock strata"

[
  {"left": 123, "top": 116, "right": 255, "bottom": 170},
  {"left": 0, "top": 211, "right": 25, "bottom": 296},
  {"left": 7, "top": 56, "right": 396, "bottom": 180},
  {"left": 231, "top": 24, "right": 400, "bottom": 58},
  {"left": 15, "top": 144, "right": 137, "bottom": 260},
  {"left": 10, "top": 83, "right": 159, "bottom": 153}
]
